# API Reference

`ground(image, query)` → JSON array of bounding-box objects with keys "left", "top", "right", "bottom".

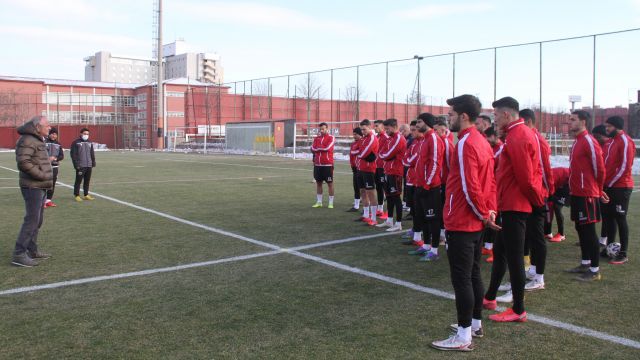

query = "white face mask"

[{"left": 81, "top": 134, "right": 89, "bottom": 141}]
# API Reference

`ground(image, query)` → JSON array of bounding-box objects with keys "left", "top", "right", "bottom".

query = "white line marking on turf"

[
  {"left": 0, "top": 233, "right": 397, "bottom": 296},
  {"left": 0, "top": 186, "right": 20, "bottom": 189},
  {"left": 0, "top": 251, "right": 281, "bottom": 296},
  {"left": 2, "top": 164, "right": 639, "bottom": 349}
]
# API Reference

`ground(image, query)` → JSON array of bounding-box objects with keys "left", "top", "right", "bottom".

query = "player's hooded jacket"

[
  {"left": 604, "top": 130, "right": 635, "bottom": 189},
  {"left": 378, "top": 132, "right": 407, "bottom": 177},
  {"left": 311, "top": 133, "right": 335, "bottom": 166},
  {"left": 569, "top": 129, "right": 605, "bottom": 197}
]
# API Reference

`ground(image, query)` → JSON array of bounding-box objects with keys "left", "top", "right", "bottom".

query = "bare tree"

[
  {"left": 343, "top": 84, "right": 364, "bottom": 122},
  {"left": 252, "top": 81, "right": 270, "bottom": 119}
]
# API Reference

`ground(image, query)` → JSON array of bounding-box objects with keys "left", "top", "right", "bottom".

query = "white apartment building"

[{"left": 84, "top": 40, "right": 223, "bottom": 84}]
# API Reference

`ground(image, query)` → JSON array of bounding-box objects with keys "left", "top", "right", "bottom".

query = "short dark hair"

[
  {"left": 434, "top": 118, "right": 447, "bottom": 127},
  {"left": 492, "top": 97, "right": 519, "bottom": 112},
  {"left": 353, "top": 127, "right": 363, "bottom": 136},
  {"left": 571, "top": 110, "right": 591, "bottom": 123},
  {"left": 359, "top": 119, "right": 371, "bottom": 127},
  {"left": 478, "top": 114, "right": 492, "bottom": 124},
  {"left": 318, "top": 122, "right": 328, "bottom": 128},
  {"left": 374, "top": 119, "right": 384, "bottom": 125},
  {"left": 446, "top": 94, "right": 481, "bottom": 121},
  {"left": 382, "top": 118, "right": 398, "bottom": 127},
  {"left": 484, "top": 126, "right": 497, "bottom": 137},
  {"left": 417, "top": 112, "right": 436, "bottom": 128},
  {"left": 80, "top": 128, "right": 90, "bottom": 133},
  {"left": 519, "top": 109, "right": 536, "bottom": 123},
  {"left": 591, "top": 124, "right": 607, "bottom": 136},
  {"left": 49, "top": 127, "right": 58, "bottom": 135},
  {"left": 409, "top": 120, "right": 417, "bottom": 127}
]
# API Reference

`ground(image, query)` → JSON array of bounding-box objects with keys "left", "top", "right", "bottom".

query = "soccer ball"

[{"left": 606, "top": 242, "right": 621, "bottom": 258}]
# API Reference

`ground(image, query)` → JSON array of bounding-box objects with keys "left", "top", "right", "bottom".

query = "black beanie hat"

[
  {"left": 49, "top": 127, "right": 58, "bottom": 135},
  {"left": 605, "top": 116, "right": 624, "bottom": 130}
]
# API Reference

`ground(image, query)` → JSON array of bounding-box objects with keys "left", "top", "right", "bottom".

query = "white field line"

[
  {"left": 160, "top": 158, "right": 354, "bottom": 175},
  {"left": 1, "top": 165, "right": 640, "bottom": 349},
  {"left": 94, "top": 174, "right": 306, "bottom": 186},
  {"left": 0, "top": 232, "right": 397, "bottom": 297},
  {"left": 0, "top": 186, "right": 20, "bottom": 189}
]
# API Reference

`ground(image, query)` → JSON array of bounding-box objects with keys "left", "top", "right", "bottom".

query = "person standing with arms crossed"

[{"left": 71, "top": 128, "right": 96, "bottom": 202}]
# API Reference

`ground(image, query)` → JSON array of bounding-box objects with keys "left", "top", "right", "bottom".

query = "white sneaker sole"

[{"left": 11, "top": 261, "right": 36, "bottom": 267}]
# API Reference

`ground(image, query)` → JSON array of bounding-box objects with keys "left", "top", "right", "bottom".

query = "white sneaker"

[
  {"left": 498, "top": 282, "right": 511, "bottom": 291},
  {"left": 526, "top": 272, "right": 536, "bottom": 281},
  {"left": 525, "top": 278, "right": 545, "bottom": 291},
  {"left": 386, "top": 223, "right": 402, "bottom": 232},
  {"left": 431, "top": 334, "right": 473, "bottom": 352},
  {"left": 440, "top": 229, "right": 446, "bottom": 241},
  {"left": 375, "top": 219, "right": 393, "bottom": 228},
  {"left": 496, "top": 290, "right": 513, "bottom": 303}
]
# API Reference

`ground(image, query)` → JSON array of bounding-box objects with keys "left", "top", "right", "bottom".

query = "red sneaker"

[
  {"left": 486, "top": 255, "right": 494, "bottom": 263},
  {"left": 378, "top": 212, "right": 388, "bottom": 220},
  {"left": 361, "top": 217, "right": 370, "bottom": 223},
  {"left": 489, "top": 308, "right": 527, "bottom": 322},
  {"left": 549, "top": 234, "right": 565, "bottom": 243},
  {"left": 544, "top": 233, "right": 553, "bottom": 240},
  {"left": 482, "top": 297, "right": 497, "bottom": 310},
  {"left": 48, "top": 201, "right": 57, "bottom": 207},
  {"left": 365, "top": 218, "right": 377, "bottom": 226},
  {"left": 481, "top": 248, "right": 491, "bottom": 256}
]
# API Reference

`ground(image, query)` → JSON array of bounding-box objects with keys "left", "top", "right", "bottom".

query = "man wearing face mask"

[
  {"left": 45, "top": 128, "right": 64, "bottom": 208},
  {"left": 70, "top": 128, "right": 96, "bottom": 202}
]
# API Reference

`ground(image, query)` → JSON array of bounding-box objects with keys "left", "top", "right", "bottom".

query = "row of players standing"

[{"left": 309, "top": 94, "right": 635, "bottom": 352}]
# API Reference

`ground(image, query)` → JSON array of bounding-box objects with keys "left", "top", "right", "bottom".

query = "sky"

[{"left": 1, "top": 0, "right": 639, "bottom": 110}]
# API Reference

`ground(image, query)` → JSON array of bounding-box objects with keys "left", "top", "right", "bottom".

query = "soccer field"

[{"left": 1, "top": 151, "right": 639, "bottom": 359}]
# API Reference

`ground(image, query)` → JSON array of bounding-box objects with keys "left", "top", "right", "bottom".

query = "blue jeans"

[{"left": 14, "top": 188, "right": 46, "bottom": 255}]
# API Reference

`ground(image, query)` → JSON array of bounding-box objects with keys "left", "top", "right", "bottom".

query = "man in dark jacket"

[
  {"left": 45, "top": 128, "right": 64, "bottom": 208},
  {"left": 70, "top": 128, "right": 96, "bottom": 201},
  {"left": 12, "top": 116, "right": 54, "bottom": 267}
]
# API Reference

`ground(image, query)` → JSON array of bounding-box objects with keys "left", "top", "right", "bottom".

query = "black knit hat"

[
  {"left": 605, "top": 116, "right": 624, "bottom": 130},
  {"left": 417, "top": 112, "right": 436, "bottom": 128},
  {"left": 49, "top": 127, "right": 58, "bottom": 135}
]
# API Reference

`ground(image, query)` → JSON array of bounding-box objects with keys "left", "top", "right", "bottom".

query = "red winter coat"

[
  {"left": 311, "top": 133, "right": 335, "bottom": 166},
  {"left": 415, "top": 129, "right": 444, "bottom": 190},
  {"left": 569, "top": 130, "right": 605, "bottom": 197},
  {"left": 533, "top": 128, "right": 555, "bottom": 197},
  {"left": 604, "top": 130, "right": 636, "bottom": 189},
  {"left": 403, "top": 136, "right": 422, "bottom": 186},
  {"left": 349, "top": 138, "right": 362, "bottom": 168},
  {"left": 552, "top": 167, "right": 570, "bottom": 189},
  {"left": 375, "top": 132, "right": 389, "bottom": 169},
  {"left": 356, "top": 132, "right": 379, "bottom": 173},
  {"left": 444, "top": 126, "right": 497, "bottom": 232},
  {"left": 378, "top": 132, "right": 407, "bottom": 177},
  {"left": 496, "top": 120, "right": 545, "bottom": 212}
]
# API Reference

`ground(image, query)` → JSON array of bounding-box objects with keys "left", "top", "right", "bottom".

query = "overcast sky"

[{"left": 1, "top": 0, "right": 639, "bottom": 110}]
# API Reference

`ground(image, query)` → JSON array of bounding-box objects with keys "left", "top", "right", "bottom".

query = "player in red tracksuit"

[
  {"left": 402, "top": 123, "right": 423, "bottom": 245},
  {"left": 591, "top": 124, "right": 610, "bottom": 245},
  {"left": 355, "top": 119, "right": 379, "bottom": 225},
  {"left": 484, "top": 97, "right": 544, "bottom": 323},
  {"left": 566, "top": 110, "right": 608, "bottom": 281},
  {"left": 431, "top": 95, "right": 499, "bottom": 352},
  {"left": 602, "top": 116, "right": 636, "bottom": 264},
  {"left": 482, "top": 126, "right": 503, "bottom": 263},
  {"left": 408, "top": 113, "right": 445, "bottom": 262},
  {"left": 521, "top": 109, "right": 555, "bottom": 291},
  {"left": 377, "top": 118, "right": 407, "bottom": 231},
  {"left": 435, "top": 118, "right": 454, "bottom": 243},
  {"left": 545, "top": 167, "right": 570, "bottom": 242},
  {"left": 310, "top": 123, "right": 335, "bottom": 208},
  {"left": 348, "top": 127, "right": 364, "bottom": 212},
  {"left": 374, "top": 120, "right": 389, "bottom": 219}
]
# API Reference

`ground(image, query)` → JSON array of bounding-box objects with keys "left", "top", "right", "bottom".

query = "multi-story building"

[{"left": 83, "top": 40, "right": 223, "bottom": 85}]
